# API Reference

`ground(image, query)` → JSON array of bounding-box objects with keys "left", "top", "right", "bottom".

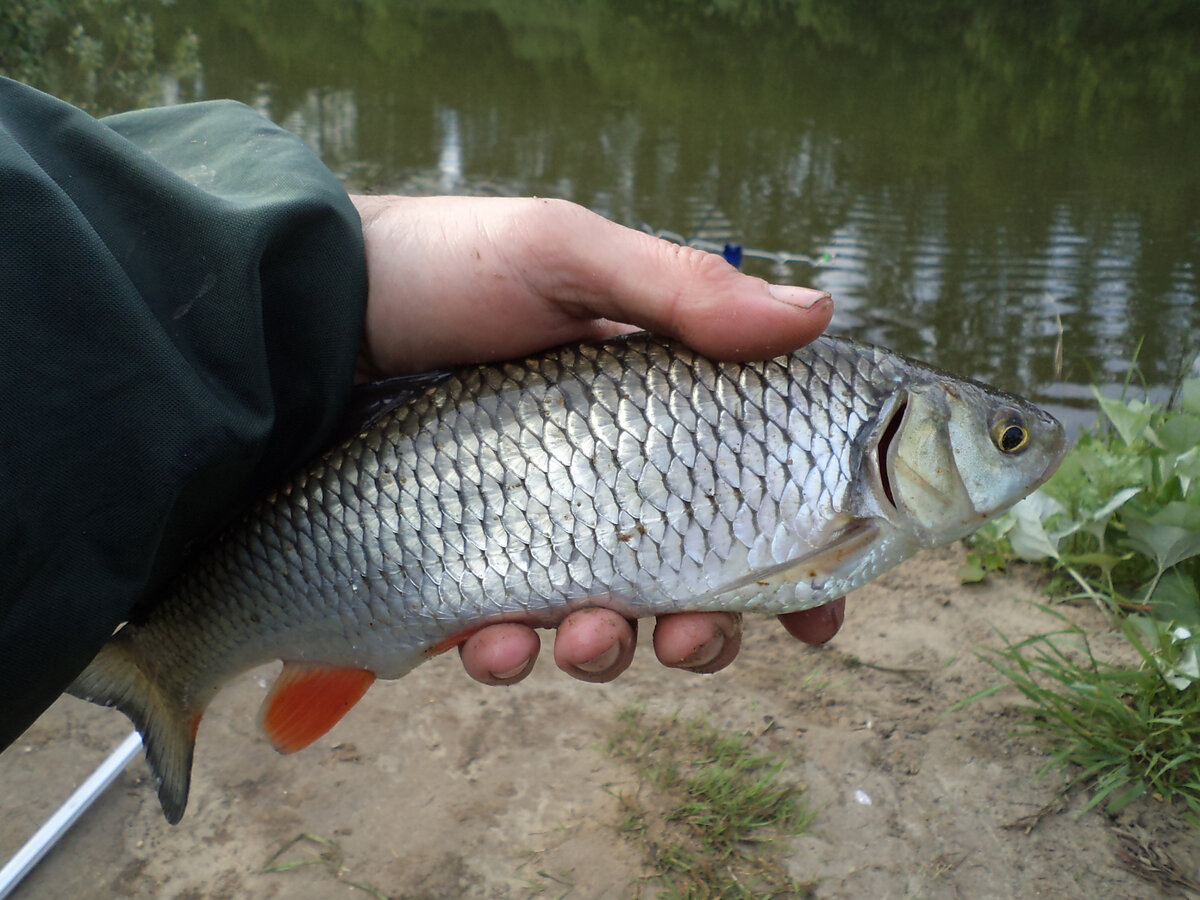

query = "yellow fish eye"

[{"left": 990, "top": 409, "right": 1030, "bottom": 454}]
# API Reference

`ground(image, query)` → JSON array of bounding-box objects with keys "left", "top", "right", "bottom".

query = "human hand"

[{"left": 350, "top": 195, "right": 841, "bottom": 684}]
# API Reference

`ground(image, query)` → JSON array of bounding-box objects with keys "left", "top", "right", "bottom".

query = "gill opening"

[{"left": 877, "top": 399, "right": 907, "bottom": 509}]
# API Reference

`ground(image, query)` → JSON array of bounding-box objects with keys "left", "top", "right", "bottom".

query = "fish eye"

[{"left": 990, "top": 409, "right": 1029, "bottom": 454}]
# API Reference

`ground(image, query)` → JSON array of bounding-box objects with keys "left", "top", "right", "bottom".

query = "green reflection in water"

[{"left": 6, "top": 0, "right": 1199, "bottom": 423}]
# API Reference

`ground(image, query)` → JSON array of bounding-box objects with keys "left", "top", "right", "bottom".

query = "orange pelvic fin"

[{"left": 258, "top": 662, "right": 376, "bottom": 754}]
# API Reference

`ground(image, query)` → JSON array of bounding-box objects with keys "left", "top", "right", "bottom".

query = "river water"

[{"left": 29, "top": 1, "right": 1200, "bottom": 431}]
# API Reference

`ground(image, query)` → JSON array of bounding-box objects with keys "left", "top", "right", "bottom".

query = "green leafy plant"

[
  {"left": 996, "top": 380, "right": 1200, "bottom": 620},
  {"left": 964, "top": 379, "right": 1200, "bottom": 820}
]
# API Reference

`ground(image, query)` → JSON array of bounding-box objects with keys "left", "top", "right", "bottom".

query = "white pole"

[{"left": 0, "top": 731, "right": 143, "bottom": 899}]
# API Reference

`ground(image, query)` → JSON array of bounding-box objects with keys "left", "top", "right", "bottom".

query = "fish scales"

[{"left": 69, "top": 332, "right": 1066, "bottom": 822}]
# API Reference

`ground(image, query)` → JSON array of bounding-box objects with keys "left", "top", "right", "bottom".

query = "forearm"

[{"left": 0, "top": 78, "right": 367, "bottom": 747}]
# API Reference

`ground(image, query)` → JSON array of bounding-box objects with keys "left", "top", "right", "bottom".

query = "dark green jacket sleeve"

[{"left": 0, "top": 78, "right": 367, "bottom": 748}]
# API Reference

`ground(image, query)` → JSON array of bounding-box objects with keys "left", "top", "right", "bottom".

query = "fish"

[{"left": 69, "top": 332, "right": 1066, "bottom": 823}]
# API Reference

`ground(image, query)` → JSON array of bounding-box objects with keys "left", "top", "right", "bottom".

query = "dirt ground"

[{"left": 3, "top": 545, "right": 1198, "bottom": 899}]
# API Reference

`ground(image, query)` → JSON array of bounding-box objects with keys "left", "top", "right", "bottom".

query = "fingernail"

[
  {"left": 576, "top": 643, "right": 622, "bottom": 674},
  {"left": 679, "top": 633, "right": 724, "bottom": 670},
  {"left": 492, "top": 658, "right": 534, "bottom": 681},
  {"left": 768, "top": 285, "right": 831, "bottom": 310}
]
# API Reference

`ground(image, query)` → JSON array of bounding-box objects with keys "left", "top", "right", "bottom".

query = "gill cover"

[{"left": 874, "top": 381, "right": 1066, "bottom": 544}]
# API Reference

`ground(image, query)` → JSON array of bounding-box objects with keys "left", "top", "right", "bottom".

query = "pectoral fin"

[
  {"left": 258, "top": 663, "right": 376, "bottom": 754},
  {"left": 712, "top": 519, "right": 880, "bottom": 600}
]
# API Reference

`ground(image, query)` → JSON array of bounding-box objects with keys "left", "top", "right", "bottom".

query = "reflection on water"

[
  {"left": 435, "top": 106, "right": 463, "bottom": 193},
  {"left": 13, "top": 1, "right": 1199, "bottom": 428},
  {"left": 280, "top": 88, "right": 358, "bottom": 163}
]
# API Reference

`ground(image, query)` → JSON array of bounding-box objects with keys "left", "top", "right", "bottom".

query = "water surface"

[{"left": 18, "top": 1, "right": 1200, "bottom": 430}]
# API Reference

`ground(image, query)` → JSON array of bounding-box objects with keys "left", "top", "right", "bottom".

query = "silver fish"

[{"left": 70, "top": 333, "right": 1066, "bottom": 822}]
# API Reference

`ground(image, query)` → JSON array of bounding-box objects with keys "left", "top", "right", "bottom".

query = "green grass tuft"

[
  {"left": 608, "top": 706, "right": 816, "bottom": 899},
  {"left": 967, "top": 609, "right": 1200, "bottom": 822},
  {"left": 260, "top": 833, "right": 389, "bottom": 899}
]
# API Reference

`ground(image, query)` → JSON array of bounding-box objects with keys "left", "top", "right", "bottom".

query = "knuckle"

[{"left": 653, "top": 243, "right": 741, "bottom": 332}]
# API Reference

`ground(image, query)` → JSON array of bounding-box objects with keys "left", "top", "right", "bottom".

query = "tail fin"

[{"left": 68, "top": 634, "right": 198, "bottom": 824}]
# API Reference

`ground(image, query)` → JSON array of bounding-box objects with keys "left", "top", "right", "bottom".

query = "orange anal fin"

[
  {"left": 425, "top": 626, "right": 484, "bottom": 658},
  {"left": 258, "top": 662, "right": 376, "bottom": 754}
]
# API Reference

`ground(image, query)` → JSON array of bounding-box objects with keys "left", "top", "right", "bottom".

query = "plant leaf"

[
  {"left": 1147, "top": 570, "right": 1200, "bottom": 627},
  {"left": 1008, "top": 493, "right": 1067, "bottom": 561},
  {"left": 959, "top": 558, "right": 987, "bottom": 584},
  {"left": 1095, "top": 391, "right": 1155, "bottom": 446},
  {"left": 1086, "top": 487, "right": 1144, "bottom": 524},
  {"left": 1123, "top": 503, "right": 1200, "bottom": 573},
  {"left": 1180, "top": 379, "right": 1200, "bottom": 416}
]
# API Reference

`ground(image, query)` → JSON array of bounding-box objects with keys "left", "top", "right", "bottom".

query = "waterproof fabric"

[{"left": 0, "top": 78, "right": 367, "bottom": 748}]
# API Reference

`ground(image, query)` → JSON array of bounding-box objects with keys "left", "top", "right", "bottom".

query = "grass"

[
  {"left": 965, "top": 611, "right": 1200, "bottom": 820},
  {"left": 961, "top": 376, "right": 1200, "bottom": 823},
  {"left": 607, "top": 706, "right": 816, "bottom": 899},
  {"left": 260, "top": 833, "right": 389, "bottom": 899}
]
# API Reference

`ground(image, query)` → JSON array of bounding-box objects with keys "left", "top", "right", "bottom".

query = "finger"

[
  {"left": 458, "top": 623, "right": 541, "bottom": 685},
  {"left": 778, "top": 597, "right": 846, "bottom": 646},
  {"left": 652, "top": 612, "right": 742, "bottom": 674},
  {"left": 525, "top": 199, "right": 833, "bottom": 361},
  {"left": 553, "top": 608, "right": 637, "bottom": 683}
]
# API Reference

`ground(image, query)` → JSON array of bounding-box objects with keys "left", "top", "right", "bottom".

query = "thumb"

[{"left": 524, "top": 199, "right": 833, "bottom": 360}]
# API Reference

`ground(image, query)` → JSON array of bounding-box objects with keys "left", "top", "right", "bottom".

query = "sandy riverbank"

[{"left": 3, "top": 545, "right": 1196, "bottom": 899}]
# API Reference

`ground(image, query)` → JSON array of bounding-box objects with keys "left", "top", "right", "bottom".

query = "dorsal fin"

[
  {"left": 257, "top": 662, "right": 376, "bottom": 754},
  {"left": 332, "top": 371, "right": 452, "bottom": 445}
]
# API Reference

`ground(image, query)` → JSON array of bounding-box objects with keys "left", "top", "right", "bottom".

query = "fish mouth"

[
  {"left": 1041, "top": 417, "right": 1070, "bottom": 487},
  {"left": 1033, "top": 416, "right": 1070, "bottom": 489}
]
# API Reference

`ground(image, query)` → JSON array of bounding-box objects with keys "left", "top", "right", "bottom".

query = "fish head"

[{"left": 866, "top": 377, "right": 1067, "bottom": 545}]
